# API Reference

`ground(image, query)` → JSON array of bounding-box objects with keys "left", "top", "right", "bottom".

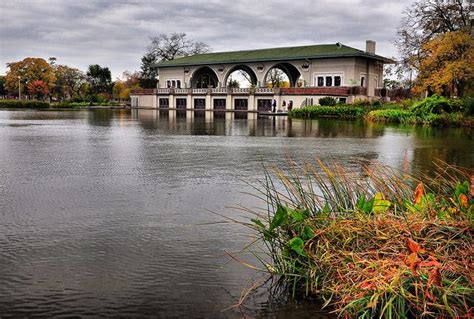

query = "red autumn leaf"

[
  {"left": 405, "top": 252, "right": 421, "bottom": 275},
  {"left": 427, "top": 267, "right": 442, "bottom": 288},
  {"left": 360, "top": 281, "right": 376, "bottom": 290},
  {"left": 459, "top": 193, "right": 469, "bottom": 209},
  {"left": 419, "top": 256, "right": 442, "bottom": 268},
  {"left": 406, "top": 238, "right": 423, "bottom": 254},
  {"left": 413, "top": 182, "right": 424, "bottom": 204}
]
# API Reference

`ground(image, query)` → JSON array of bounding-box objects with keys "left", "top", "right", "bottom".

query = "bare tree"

[
  {"left": 147, "top": 33, "right": 211, "bottom": 62},
  {"left": 266, "top": 69, "right": 286, "bottom": 88}
]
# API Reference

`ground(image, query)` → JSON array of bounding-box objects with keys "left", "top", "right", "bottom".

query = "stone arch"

[
  {"left": 223, "top": 65, "right": 258, "bottom": 87},
  {"left": 264, "top": 62, "right": 302, "bottom": 87},
  {"left": 190, "top": 66, "right": 219, "bottom": 88}
]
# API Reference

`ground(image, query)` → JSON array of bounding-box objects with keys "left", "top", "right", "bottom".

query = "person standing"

[
  {"left": 288, "top": 100, "right": 293, "bottom": 112},
  {"left": 272, "top": 99, "right": 276, "bottom": 113}
]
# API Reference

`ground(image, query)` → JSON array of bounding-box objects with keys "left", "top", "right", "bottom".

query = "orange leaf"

[
  {"left": 459, "top": 193, "right": 469, "bottom": 209},
  {"left": 420, "top": 256, "right": 441, "bottom": 268},
  {"left": 413, "top": 182, "right": 424, "bottom": 204},
  {"left": 427, "top": 267, "right": 441, "bottom": 288},
  {"left": 406, "top": 238, "right": 423, "bottom": 254},
  {"left": 405, "top": 252, "right": 421, "bottom": 275}
]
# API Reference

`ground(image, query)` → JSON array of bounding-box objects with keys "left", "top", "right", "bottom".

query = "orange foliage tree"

[
  {"left": 27, "top": 80, "right": 49, "bottom": 100},
  {"left": 5, "top": 57, "right": 56, "bottom": 98},
  {"left": 414, "top": 31, "right": 473, "bottom": 97}
]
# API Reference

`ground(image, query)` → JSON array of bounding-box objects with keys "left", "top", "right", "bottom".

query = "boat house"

[{"left": 131, "top": 40, "right": 394, "bottom": 113}]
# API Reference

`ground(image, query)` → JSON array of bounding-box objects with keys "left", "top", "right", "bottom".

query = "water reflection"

[{"left": 0, "top": 109, "right": 471, "bottom": 317}]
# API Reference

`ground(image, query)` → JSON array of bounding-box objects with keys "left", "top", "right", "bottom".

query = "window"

[
  {"left": 325, "top": 76, "right": 332, "bottom": 87},
  {"left": 315, "top": 74, "right": 343, "bottom": 87},
  {"left": 317, "top": 77, "right": 324, "bottom": 87},
  {"left": 176, "top": 98, "right": 187, "bottom": 109},
  {"left": 159, "top": 98, "right": 169, "bottom": 109},
  {"left": 360, "top": 76, "right": 365, "bottom": 87},
  {"left": 165, "top": 79, "right": 182, "bottom": 88},
  {"left": 339, "top": 97, "right": 347, "bottom": 104}
]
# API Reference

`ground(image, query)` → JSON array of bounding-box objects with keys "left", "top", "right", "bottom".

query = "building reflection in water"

[{"left": 131, "top": 109, "right": 386, "bottom": 139}]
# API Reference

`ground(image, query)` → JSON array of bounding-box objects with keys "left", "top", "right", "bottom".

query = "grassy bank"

[
  {"left": 239, "top": 160, "right": 473, "bottom": 318},
  {"left": 0, "top": 99, "right": 122, "bottom": 109},
  {"left": 289, "top": 95, "right": 474, "bottom": 127},
  {"left": 0, "top": 99, "right": 49, "bottom": 109}
]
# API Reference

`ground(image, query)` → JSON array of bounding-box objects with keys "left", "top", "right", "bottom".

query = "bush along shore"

[
  {"left": 0, "top": 99, "right": 123, "bottom": 109},
  {"left": 289, "top": 95, "right": 474, "bottom": 127},
  {"left": 240, "top": 160, "right": 473, "bottom": 318}
]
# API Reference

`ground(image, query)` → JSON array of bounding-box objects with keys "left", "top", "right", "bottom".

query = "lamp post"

[{"left": 17, "top": 76, "right": 21, "bottom": 100}]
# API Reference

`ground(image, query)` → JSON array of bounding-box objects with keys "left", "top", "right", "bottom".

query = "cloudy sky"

[{"left": 0, "top": 0, "right": 413, "bottom": 79}]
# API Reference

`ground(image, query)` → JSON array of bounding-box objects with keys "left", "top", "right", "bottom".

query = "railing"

[
  {"left": 231, "top": 88, "right": 250, "bottom": 94},
  {"left": 280, "top": 87, "right": 352, "bottom": 96},
  {"left": 192, "top": 88, "right": 208, "bottom": 94},
  {"left": 211, "top": 88, "right": 227, "bottom": 94},
  {"left": 255, "top": 88, "right": 274, "bottom": 94},
  {"left": 174, "top": 88, "right": 189, "bottom": 94},
  {"left": 156, "top": 88, "right": 171, "bottom": 94},
  {"left": 131, "top": 88, "right": 156, "bottom": 95},
  {"left": 146, "top": 86, "right": 368, "bottom": 97}
]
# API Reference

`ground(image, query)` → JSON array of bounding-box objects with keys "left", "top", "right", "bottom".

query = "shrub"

[
  {"left": 411, "top": 95, "right": 453, "bottom": 115},
  {"left": 352, "top": 98, "right": 371, "bottom": 107},
  {"left": 318, "top": 96, "right": 338, "bottom": 106},
  {"left": 366, "top": 109, "right": 415, "bottom": 123},
  {"left": 289, "top": 105, "right": 364, "bottom": 119},
  {"left": 0, "top": 99, "right": 49, "bottom": 108},
  {"left": 240, "top": 160, "right": 473, "bottom": 318}
]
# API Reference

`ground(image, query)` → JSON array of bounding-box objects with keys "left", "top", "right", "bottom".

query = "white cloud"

[{"left": 0, "top": 0, "right": 413, "bottom": 78}]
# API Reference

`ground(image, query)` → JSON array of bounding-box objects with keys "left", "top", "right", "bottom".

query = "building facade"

[{"left": 131, "top": 41, "right": 394, "bottom": 112}]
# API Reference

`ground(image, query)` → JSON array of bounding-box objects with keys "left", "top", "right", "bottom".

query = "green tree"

[
  {"left": 53, "top": 65, "right": 87, "bottom": 100},
  {"left": 139, "top": 53, "right": 158, "bottom": 88},
  {"left": 86, "top": 64, "right": 112, "bottom": 94},
  {"left": 5, "top": 57, "right": 56, "bottom": 98},
  {"left": 0, "top": 76, "right": 6, "bottom": 97}
]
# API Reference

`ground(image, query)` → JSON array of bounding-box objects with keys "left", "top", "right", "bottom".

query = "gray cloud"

[{"left": 0, "top": 0, "right": 413, "bottom": 78}]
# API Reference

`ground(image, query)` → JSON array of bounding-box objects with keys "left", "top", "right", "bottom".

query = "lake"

[{"left": 0, "top": 109, "right": 472, "bottom": 317}]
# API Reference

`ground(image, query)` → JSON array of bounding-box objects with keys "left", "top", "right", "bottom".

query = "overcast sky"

[{"left": 0, "top": 0, "right": 414, "bottom": 79}]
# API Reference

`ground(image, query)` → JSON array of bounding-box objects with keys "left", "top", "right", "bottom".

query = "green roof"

[{"left": 156, "top": 43, "right": 394, "bottom": 68}]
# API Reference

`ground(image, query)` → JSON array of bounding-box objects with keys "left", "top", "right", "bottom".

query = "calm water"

[{"left": 0, "top": 109, "right": 472, "bottom": 318}]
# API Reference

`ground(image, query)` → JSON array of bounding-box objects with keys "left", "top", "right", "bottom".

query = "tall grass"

[{"left": 234, "top": 159, "right": 473, "bottom": 318}]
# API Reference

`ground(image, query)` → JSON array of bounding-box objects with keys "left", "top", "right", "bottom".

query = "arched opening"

[
  {"left": 224, "top": 65, "right": 258, "bottom": 88},
  {"left": 191, "top": 67, "right": 219, "bottom": 88},
  {"left": 264, "top": 63, "right": 302, "bottom": 88}
]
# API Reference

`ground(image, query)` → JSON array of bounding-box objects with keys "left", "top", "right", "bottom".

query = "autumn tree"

[
  {"left": 53, "top": 65, "right": 87, "bottom": 100},
  {"left": 415, "top": 30, "right": 473, "bottom": 97},
  {"left": 5, "top": 57, "right": 56, "bottom": 98},
  {"left": 27, "top": 80, "right": 49, "bottom": 99},
  {"left": 113, "top": 71, "right": 141, "bottom": 101},
  {"left": 86, "top": 64, "right": 112, "bottom": 94},
  {"left": 396, "top": 0, "right": 470, "bottom": 74}
]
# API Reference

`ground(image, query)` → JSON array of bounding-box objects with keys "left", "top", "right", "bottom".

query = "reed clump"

[{"left": 243, "top": 159, "right": 473, "bottom": 318}]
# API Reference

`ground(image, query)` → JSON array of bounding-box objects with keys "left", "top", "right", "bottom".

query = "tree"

[
  {"left": 113, "top": 71, "right": 141, "bottom": 101},
  {"left": 395, "top": 0, "right": 470, "bottom": 74},
  {"left": 27, "top": 80, "right": 49, "bottom": 99},
  {"left": 0, "top": 76, "right": 6, "bottom": 98},
  {"left": 5, "top": 57, "right": 56, "bottom": 97},
  {"left": 414, "top": 31, "right": 473, "bottom": 97},
  {"left": 53, "top": 65, "right": 87, "bottom": 100},
  {"left": 86, "top": 64, "right": 112, "bottom": 94},
  {"left": 139, "top": 53, "right": 159, "bottom": 88},
  {"left": 265, "top": 69, "right": 289, "bottom": 88},
  {"left": 147, "top": 33, "right": 210, "bottom": 62}
]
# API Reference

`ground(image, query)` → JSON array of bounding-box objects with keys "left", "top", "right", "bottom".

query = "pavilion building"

[{"left": 130, "top": 40, "right": 394, "bottom": 113}]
